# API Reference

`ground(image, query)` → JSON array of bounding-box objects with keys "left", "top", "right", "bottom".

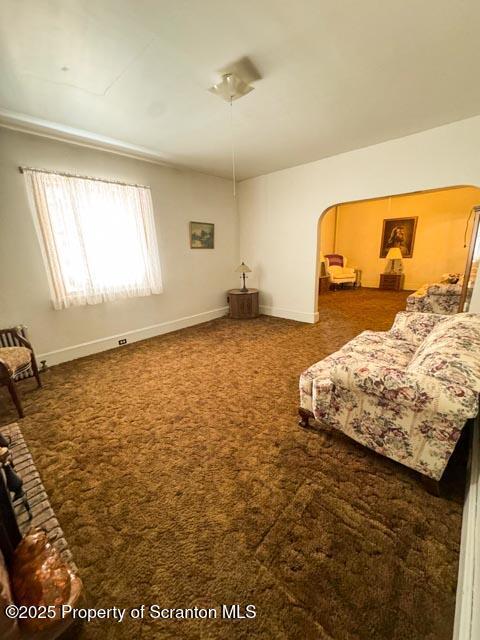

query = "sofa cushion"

[
  {"left": 389, "top": 311, "right": 448, "bottom": 346},
  {"left": 439, "top": 273, "right": 461, "bottom": 284},
  {"left": 408, "top": 313, "right": 480, "bottom": 391},
  {"left": 0, "top": 347, "right": 31, "bottom": 376},
  {"left": 338, "top": 330, "right": 417, "bottom": 363}
]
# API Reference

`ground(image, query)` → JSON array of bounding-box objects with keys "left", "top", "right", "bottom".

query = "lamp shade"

[
  {"left": 235, "top": 262, "right": 251, "bottom": 273},
  {"left": 386, "top": 248, "right": 403, "bottom": 260}
]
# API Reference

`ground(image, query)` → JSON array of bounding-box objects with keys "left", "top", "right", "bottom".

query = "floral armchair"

[
  {"left": 299, "top": 312, "right": 480, "bottom": 482},
  {"left": 406, "top": 274, "right": 463, "bottom": 314}
]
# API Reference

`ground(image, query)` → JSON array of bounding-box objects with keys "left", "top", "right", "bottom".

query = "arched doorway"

[{"left": 315, "top": 185, "right": 480, "bottom": 311}]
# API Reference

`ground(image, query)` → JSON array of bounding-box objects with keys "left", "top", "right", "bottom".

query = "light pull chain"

[{"left": 230, "top": 97, "right": 236, "bottom": 199}]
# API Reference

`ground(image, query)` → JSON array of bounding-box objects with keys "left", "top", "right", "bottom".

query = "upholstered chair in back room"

[{"left": 325, "top": 254, "right": 356, "bottom": 288}]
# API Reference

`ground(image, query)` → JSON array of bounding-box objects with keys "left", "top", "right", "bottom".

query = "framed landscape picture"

[
  {"left": 380, "top": 216, "right": 418, "bottom": 258},
  {"left": 190, "top": 221, "right": 214, "bottom": 249}
]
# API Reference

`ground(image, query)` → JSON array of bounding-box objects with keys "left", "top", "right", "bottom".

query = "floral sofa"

[
  {"left": 406, "top": 275, "right": 462, "bottom": 314},
  {"left": 299, "top": 312, "right": 480, "bottom": 481}
]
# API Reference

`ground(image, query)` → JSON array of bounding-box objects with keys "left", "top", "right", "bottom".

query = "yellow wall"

[
  {"left": 319, "top": 206, "right": 336, "bottom": 255},
  {"left": 319, "top": 186, "right": 480, "bottom": 290}
]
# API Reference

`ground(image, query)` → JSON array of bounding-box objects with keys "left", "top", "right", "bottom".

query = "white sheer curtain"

[{"left": 24, "top": 170, "right": 163, "bottom": 309}]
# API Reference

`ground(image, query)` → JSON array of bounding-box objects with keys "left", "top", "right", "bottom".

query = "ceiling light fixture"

[
  {"left": 208, "top": 73, "right": 254, "bottom": 102},
  {"left": 208, "top": 57, "right": 260, "bottom": 198}
]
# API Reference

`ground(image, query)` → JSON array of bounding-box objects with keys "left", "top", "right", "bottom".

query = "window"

[{"left": 24, "top": 169, "right": 163, "bottom": 309}]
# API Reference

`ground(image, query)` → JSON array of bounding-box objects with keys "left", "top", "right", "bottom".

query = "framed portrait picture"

[
  {"left": 190, "top": 221, "right": 214, "bottom": 249},
  {"left": 380, "top": 217, "right": 418, "bottom": 258}
]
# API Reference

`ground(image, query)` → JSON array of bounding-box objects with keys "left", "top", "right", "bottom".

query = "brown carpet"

[{"left": 0, "top": 289, "right": 466, "bottom": 640}]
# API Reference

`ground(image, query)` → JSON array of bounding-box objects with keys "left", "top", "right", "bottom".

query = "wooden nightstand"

[
  {"left": 227, "top": 289, "right": 259, "bottom": 319},
  {"left": 379, "top": 273, "right": 405, "bottom": 290},
  {"left": 318, "top": 275, "right": 330, "bottom": 294}
]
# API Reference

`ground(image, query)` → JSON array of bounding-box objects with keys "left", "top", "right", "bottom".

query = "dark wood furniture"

[
  {"left": 318, "top": 275, "right": 330, "bottom": 295},
  {"left": 0, "top": 327, "right": 42, "bottom": 418},
  {"left": 227, "top": 289, "right": 259, "bottom": 319},
  {"left": 379, "top": 273, "right": 405, "bottom": 291}
]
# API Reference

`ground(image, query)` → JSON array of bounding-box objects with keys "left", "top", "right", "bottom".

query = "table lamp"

[
  {"left": 235, "top": 262, "right": 252, "bottom": 292},
  {"left": 385, "top": 247, "right": 403, "bottom": 274}
]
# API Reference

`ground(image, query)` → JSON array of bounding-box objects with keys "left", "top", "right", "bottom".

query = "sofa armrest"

[
  {"left": 407, "top": 286, "right": 428, "bottom": 301},
  {"left": 330, "top": 362, "right": 478, "bottom": 418}
]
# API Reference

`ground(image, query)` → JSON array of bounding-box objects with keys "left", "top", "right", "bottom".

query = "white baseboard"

[
  {"left": 453, "top": 417, "right": 480, "bottom": 640},
  {"left": 38, "top": 306, "right": 229, "bottom": 366},
  {"left": 38, "top": 303, "right": 318, "bottom": 366},
  {"left": 260, "top": 305, "right": 319, "bottom": 324}
]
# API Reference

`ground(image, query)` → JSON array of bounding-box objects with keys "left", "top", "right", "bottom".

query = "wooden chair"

[{"left": 0, "top": 328, "right": 42, "bottom": 418}]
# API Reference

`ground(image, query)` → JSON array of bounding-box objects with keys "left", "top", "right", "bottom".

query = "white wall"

[
  {"left": 238, "top": 115, "right": 480, "bottom": 321},
  {"left": 0, "top": 127, "right": 238, "bottom": 363},
  {"left": 317, "top": 206, "right": 336, "bottom": 259}
]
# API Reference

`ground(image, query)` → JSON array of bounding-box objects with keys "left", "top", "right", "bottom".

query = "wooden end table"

[
  {"left": 227, "top": 289, "right": 259, "bottom": 319},
  {"left": 318, "top": 275, "right": 330, "bottom": 295},
  {"left": 379, "top": 273, "right": 405, "bottom": 290}
]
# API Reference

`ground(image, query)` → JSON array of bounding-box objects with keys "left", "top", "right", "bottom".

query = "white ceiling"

[{"left": 1, "top": 0, "right": 480, "bottom": 180}]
